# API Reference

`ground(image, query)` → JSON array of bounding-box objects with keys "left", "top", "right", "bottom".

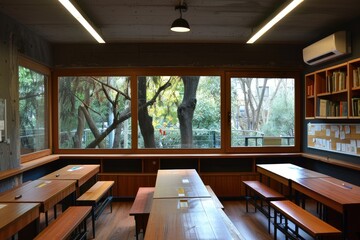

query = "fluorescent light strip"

[
  {"left": 247, "top": 0, "right": 304, "bottom": 44},
  {"left": 59, "top": 0, "right": 105, "bottom": 43}
]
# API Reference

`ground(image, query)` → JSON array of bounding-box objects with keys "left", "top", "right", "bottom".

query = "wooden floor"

[{"left": 63, "top": 199, "right": 317, "bottom": 240}]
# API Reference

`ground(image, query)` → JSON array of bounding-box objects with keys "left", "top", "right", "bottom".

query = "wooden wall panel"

[
  {"left": 99, "top": 174, "right": 156, "bottom": 197},
  {"left": 201, "top": 173, "right": 258, "bottom": 197}
]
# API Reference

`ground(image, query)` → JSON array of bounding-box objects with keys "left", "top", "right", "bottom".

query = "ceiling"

[{"left": 0, "top": 0, "right": 360, "bottom": 45}]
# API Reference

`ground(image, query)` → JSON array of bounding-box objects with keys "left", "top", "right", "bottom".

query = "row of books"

[
  {"left": 353, "top": 67, "right": 360, "bottom": 88},
  {"left": 317, "top": 99, "right": 348, "bottom": 117},
  {"left": 306, "top": 84, "right": 314, "bottom": 96},
  {"left": 352, "top": 98, "right": 360, "bottom": 116},
  {"left": 325, "top": 71, "right": 346, "bottom": 93}
]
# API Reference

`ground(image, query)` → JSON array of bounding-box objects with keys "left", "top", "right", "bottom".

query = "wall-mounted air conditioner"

[{"left": 303, "top": 31, "right": 349, "bottom": 65}]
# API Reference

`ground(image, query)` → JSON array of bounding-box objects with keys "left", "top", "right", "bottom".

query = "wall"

[
  {"left": 53, "top": 42, "right": 304, "bottom": 68},
  {"left": 0, "top": 12, "right": 52, "bottom": 191},
  {"left": 303, "top": 18, "right": 360, "bottom": 167}
]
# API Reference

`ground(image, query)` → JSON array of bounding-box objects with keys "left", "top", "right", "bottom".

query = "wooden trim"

[
  {"left": 0, "top": 154, "right": 60, "bottom": 181},
  {"left": 20, "top": 149, "right": 52, "bottom": 163},
  {"left": 301, "top": 153, "right": 360, "bottom": 171}
]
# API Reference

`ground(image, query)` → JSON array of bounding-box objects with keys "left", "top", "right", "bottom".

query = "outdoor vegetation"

[{"left": 18, "top": 68, "right": 295, "bottom": 152}]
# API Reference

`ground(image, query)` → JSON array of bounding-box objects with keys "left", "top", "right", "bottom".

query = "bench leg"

[
  {"left": 273, "top": 209, "right": 277, "bottom": 240},
  {"left": 45, "top": 212, "right": 49, "bottom": 226},
  {"left": 245, "top": 186, "right": 249, "bottom": 212},
  {"left": 92, "top": 206, "right": 96, "bottom": 238},
  {"left": 268, "top": 204, "right": 271, "bottom": 233}
]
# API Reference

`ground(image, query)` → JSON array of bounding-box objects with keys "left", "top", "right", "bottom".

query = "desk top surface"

[
  {"left": 40, "top": 164, "right": 99, "bottom": 183},
  {"left": 292, "top": 177, "right": 360, "bottom": 205},
  {"left": 0, "top": 202, "right": 40, "bottom": 239},
  {"left": 144, "top": 198, "right": 233, "bottom": 240},
  {"left": 154, "top": 169, "right": 211, "bottom": 199},
  {"left": 257, "top": 163, "right": 329, "bottom": 182},
  {"left": 0, "top": 179, "right": 76, "bottom": 204}
]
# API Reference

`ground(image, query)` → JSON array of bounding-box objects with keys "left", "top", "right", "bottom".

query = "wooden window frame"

[{"left": 52, "top": 67, "right": 300, "bottom": 155}]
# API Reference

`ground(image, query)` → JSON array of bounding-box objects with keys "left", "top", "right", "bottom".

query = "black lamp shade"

[{"left": 171, "top": 18, "right": 190, "bottom": 32}]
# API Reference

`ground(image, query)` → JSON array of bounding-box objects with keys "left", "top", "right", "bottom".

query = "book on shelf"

[
  {"left": 328, "top": 71, "right": 346, "bottom": 92},
  {"left": 353, "top": 67, "right": 360, "bottom": 88},
  {"left": 307, "top": 84, "right": 314, "bottom": 96},
  {"left": 352, "top": 98, "right": 360, "bottom": 116},
  {"left": 317, "top": 99, "right": 348, "bottom": 117},
  {"left": 317, "top": 99, "right": 328, "bottom": 117}
]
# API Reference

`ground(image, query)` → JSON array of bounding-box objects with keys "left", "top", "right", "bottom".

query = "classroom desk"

[
  {"left": 292, "top": 177, "right": 360, "bottom": 239},
  {"left": 0, "top": 179, "right": 76, "bottom": 225},
  {"left": 153, "top": 169, "right": 211, "bottom": 199},
  {"left": 256, "top": 163, "right": 329, "bottom": 187},
  {"left": 40, "top": 164, "right": 100, "bottom": 196},
  {"left": 144, "top": 198, "right": 235, "bottom": 240},
  {"left": 0, "top": 202, "right": 40, "bottom": 239}
]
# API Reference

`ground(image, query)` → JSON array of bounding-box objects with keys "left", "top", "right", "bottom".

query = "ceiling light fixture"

[
  {"left": 247, "top": 0, "right": 304, "bottom": 44},
  {"left": 58, "top": 0, "right": 105, "bottom": 43},
  {"left": 171, "top": 1, "right": 190, "bottom": 32}
]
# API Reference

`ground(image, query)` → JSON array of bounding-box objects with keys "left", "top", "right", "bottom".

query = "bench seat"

[
  {"left": 271, "top": 200, "right": 341, "bottom": 240},
  {"left": 77, "top": 180, "right": 114, "bottom": 238},
  {"left": 34, "top": 206, "right": 91, "bottom": 240},
  {"left": 243, "top": 180, "right": 285, "bottom": 232}
]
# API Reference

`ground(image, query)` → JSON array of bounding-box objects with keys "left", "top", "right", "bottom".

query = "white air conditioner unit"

[{"left": 303, "top": 31, "right": 348, "bottom": 65}]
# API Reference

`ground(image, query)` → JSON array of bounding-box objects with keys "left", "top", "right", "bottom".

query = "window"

[
  {"left": 54, "top": 69, "right": 299, "bottom": 153},
  {"left": 229, "top": 75, "right": 296, "bottom": 149},
  {"left": 137, "top": 76, "right": 221, "bottom": 149},
  {"left": 18, "top": 61, "right": 49, "bottom": 157},
  {"left": 58, "top": 75, "right": 131, "bottom": 149}
]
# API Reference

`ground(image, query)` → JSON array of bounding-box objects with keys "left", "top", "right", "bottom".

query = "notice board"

[{"left": 307, "top": 123, "right": 360, "bottom": 157}]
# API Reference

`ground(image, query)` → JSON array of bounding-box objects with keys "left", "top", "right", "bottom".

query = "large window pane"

[
  {"left": 138, "top": 76, "right": 221, "bottom": 149},
  {"left": 58, "top": 76, "right": 131, "bottom": 149},
  {"left": 19, "top": 66, "right": 48, "bottom": 154},
  {"left": 230, "top": 77, "right": 295, "bottom": 147}
]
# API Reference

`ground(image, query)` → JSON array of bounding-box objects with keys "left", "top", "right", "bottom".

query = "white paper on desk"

[
  {"left": 0, "top": 204, "right": 7, "bottom": 209},
  {"left": 182, "top": 178, "right": 189, "bottom": 184},
  {"left": 178, "top": 200, "right": 188, "bottom": 208}
]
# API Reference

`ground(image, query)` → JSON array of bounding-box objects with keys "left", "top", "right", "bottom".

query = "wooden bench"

[
  {"left": 129, "top": 185, "right": 223, "bottom": 240},
  {"left": 271, "top": 200, "right": 341, "bottom": 240},
  {"left": 76, "top": 181, "right": 114, "bottom": 238},
  {"left": 34, "top": 206, "right": 91, "bottom": 240},
  {"left": 243, "top": 180, "right": 285, "bottom": 232}
]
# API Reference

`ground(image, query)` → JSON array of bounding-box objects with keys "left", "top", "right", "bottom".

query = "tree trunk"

[
  {"left": 178, "top": 76, "right": 200, "bottom": 148},
  {"left": 138, "top": 77, "right": 155, "bottom": 148},
  {"left": 73, "top": 106, "right": 85, "bottom": 148}
]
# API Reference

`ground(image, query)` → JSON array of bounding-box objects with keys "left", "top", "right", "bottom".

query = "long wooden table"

[
  {"left": 257, "top": 163, "right": 328, "bottom": 187},
  {"left": 257, "top": 163, "right": 360, "bottom": 240},
  {"left": 153, "top": 169, "right": 211, "bottom": 199},
  {"left": 0, "top": 202, "right": 40, "bottom": 239},
  {"left": 292, "top": 177, "right": 360, "bottom": 239},
  {"left": 0, "top": 179, "right": 76, "bottom": 225},
  {"left": 145, "top": 169, "right": 245, "bottom": 240},
  {"left": 145, "top": 198, "right": 239, "bottom": 240},
  {"left": 40, "top": 164, "right": 100, "bottom": 197}
]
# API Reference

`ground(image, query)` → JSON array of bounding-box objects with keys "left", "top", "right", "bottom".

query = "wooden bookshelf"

[{"left": 304, "top": 59, "right": 360, "bottom": 119}]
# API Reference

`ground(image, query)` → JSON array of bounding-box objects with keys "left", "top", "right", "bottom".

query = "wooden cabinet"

[{"left": 305, "top": 58, "right": 360, "bottom": 119}]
